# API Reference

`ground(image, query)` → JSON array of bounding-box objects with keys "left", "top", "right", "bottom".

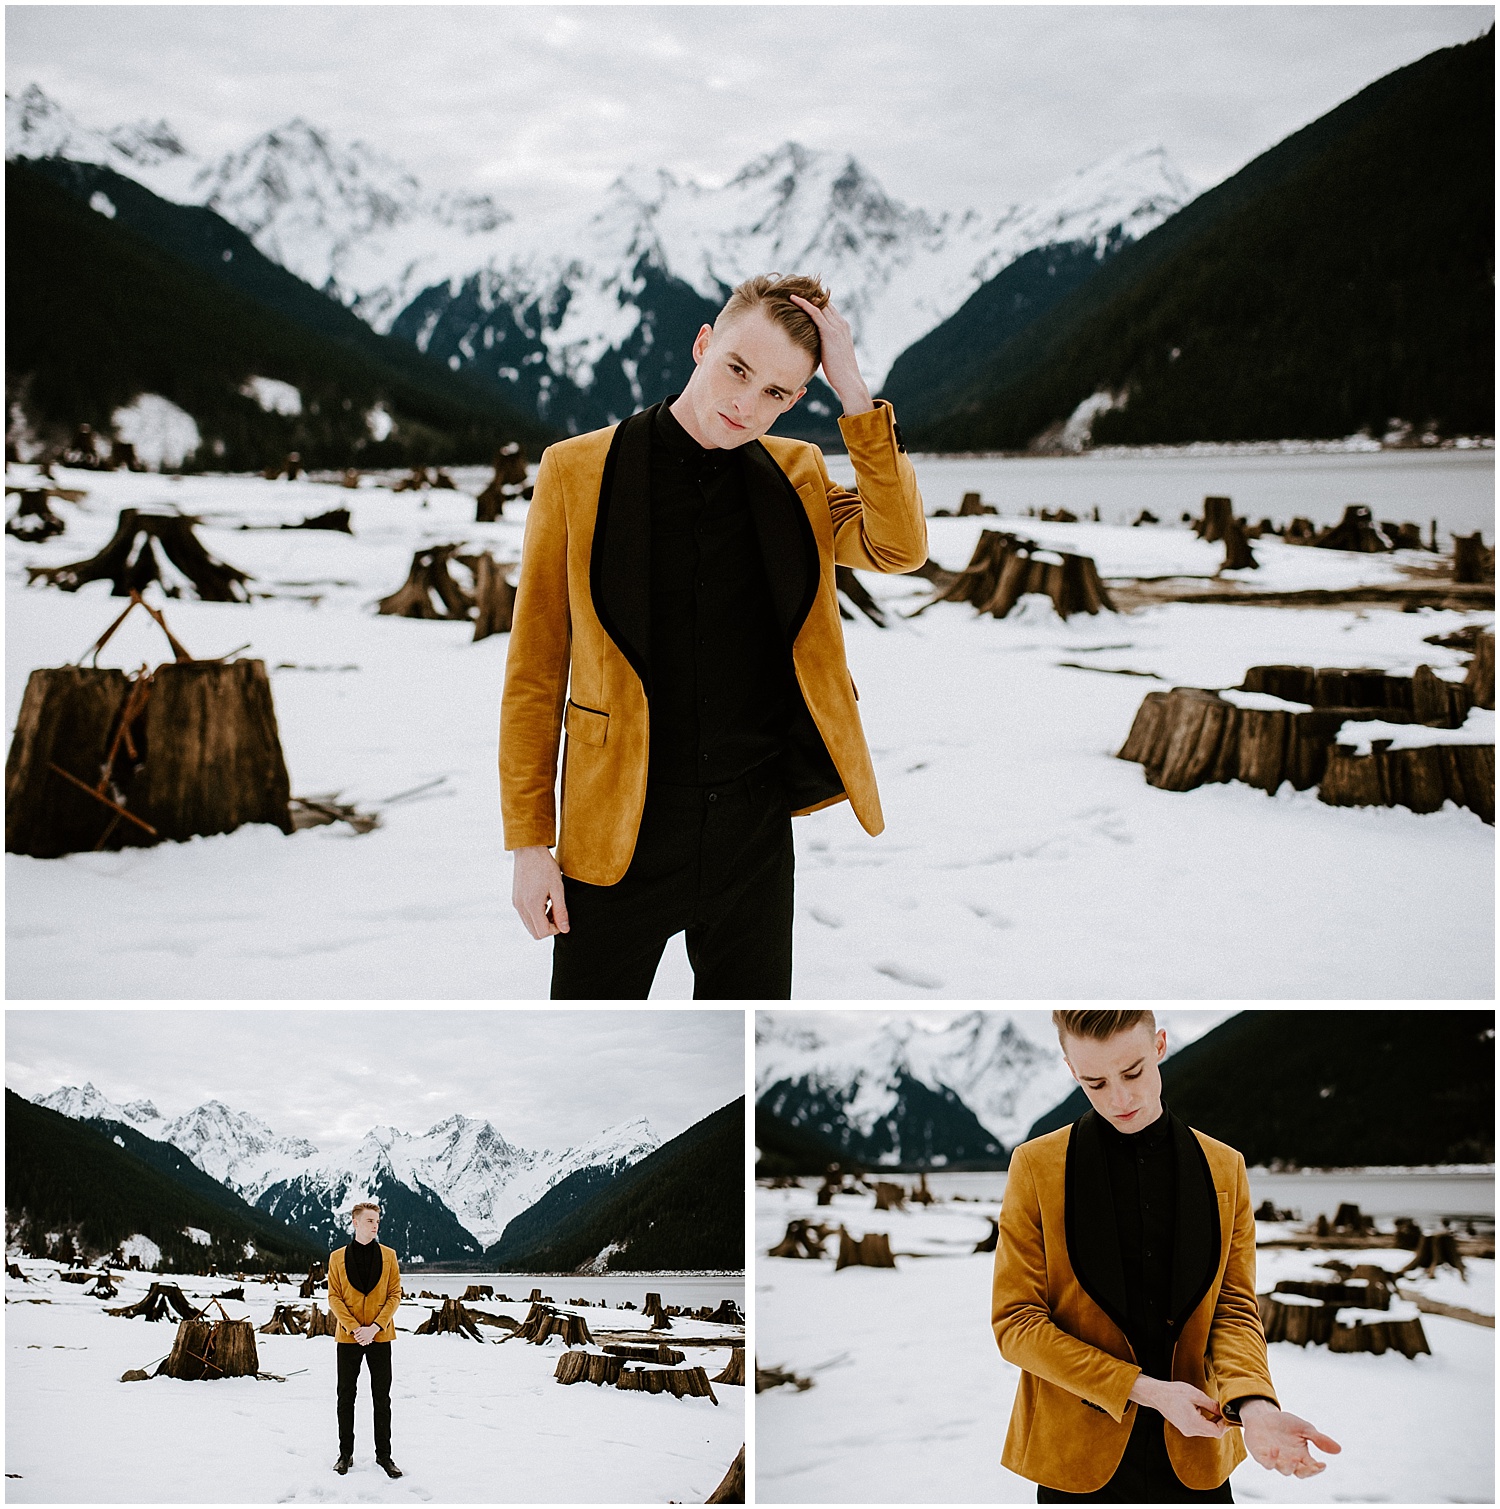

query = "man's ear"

[
  {"left": 782, "top": 386, "right": 809, "bottom": 412},
  {"left": 690, "top": 323, "right": 714, "bottom": 365}
]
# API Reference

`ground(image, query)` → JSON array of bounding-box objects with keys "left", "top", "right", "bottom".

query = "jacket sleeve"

[
  {"left": 373, "top": 1250, "right": 403, "bottom": 1332},
  {"left": 824, "top": 400, "right": 928, "bottom": 573},
  {"left": 1205, "top": 1154, "right": 1279, "bottom": 1409},
  {"left": 499, "top": 444, "right": 572, "bottom": 851},
  {"left": 992, "top": 1144, "right": 1142, "bottom": 1423},
  {"left": 325, "top": 1252, "right": 360, "bottom": 1332}
]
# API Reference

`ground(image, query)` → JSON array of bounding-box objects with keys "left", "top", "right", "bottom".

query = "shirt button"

[
  {"left": 707, "top": 792, "right": 718, "bottom": 803},
  {"left": 701, "top": 753, "right": 709, "bottom": 762}
]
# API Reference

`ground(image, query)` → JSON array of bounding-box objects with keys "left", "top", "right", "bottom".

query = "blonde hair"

[
  {"left": 717, "top": 273, "right": 829, "bottom": 370},
  {"left": 350, "top": 1201, "right": 380, "bottom": 1220},
  {"left": 1052, "top": 1010, "right": 1156, "bottom": 1048}
]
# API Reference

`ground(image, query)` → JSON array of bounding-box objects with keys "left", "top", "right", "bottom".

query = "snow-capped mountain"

[
  {"left": 7, "top": 83, "right": 1196, "bottom": 427},
  {"left": 27, "top": 1083, "right": 659, "bottom": 1255},
  {"left": 757, "top": 1011, "right": 1075, "bottom": 1162}
]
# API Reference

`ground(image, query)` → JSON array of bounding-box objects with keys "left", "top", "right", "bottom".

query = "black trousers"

[
  {"left": 551, "top": 763, "right": 794, "bottom": 999},
  {"left": 1037, "top": 1409, "right": 1234, "bottom": 1503},
  {"left": 336, "top": 1341, "right": 392, "bottom": 1458}
]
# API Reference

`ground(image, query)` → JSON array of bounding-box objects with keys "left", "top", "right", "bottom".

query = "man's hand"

[
  {"left": 513, "top": 845, "right": 569, "bottom": 938},
  {"left": 1240, "top": 1400, "right": 1341, "bottom": 1477},
  {"left": 1128, "top": 1375, "right": 1227, "bottom": 1440},
  {"left": 353, "top": 1323, "right": 378, "bottom": 1346},
  {"left": 787, "top": 294, "right": 873, "bottom": 417}
]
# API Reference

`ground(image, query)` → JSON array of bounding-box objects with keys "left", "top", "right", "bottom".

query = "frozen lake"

[
  {"left": 915, "top": 1166, "right": 1495, "bottom": 1225},
  {"left": 827, "top": 447, "right": 1496, "bottom": 537}
]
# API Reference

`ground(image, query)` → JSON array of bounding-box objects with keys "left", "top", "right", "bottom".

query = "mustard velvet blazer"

[
  {"left": 499, "top": 399, "right": 927, "bottom": 886},
  {"left": 991, "top": 1113, "right": 1278, "bottom": 1494},
  {"left": 326, "top": 1243, "right": 403, "bottom": 1344}
]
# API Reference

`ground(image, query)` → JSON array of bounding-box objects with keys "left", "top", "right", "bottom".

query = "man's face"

[
  {"left": 680, "top": 307, "right": 815, "bottom": 448},
  {"left": 352, "top": 1207, "right": 380, "bottom": 1244},
  {"left": 1062, "top": 1023, "right": 1168, "bottom": 1133}
]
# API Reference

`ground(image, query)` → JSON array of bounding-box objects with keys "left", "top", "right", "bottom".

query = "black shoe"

[
  {"left": 376, "top": 1457, "right": 403, "bottom": 1479},
  {"left": 334, "top": 1454, "right": 352, "bottom": 1476}
]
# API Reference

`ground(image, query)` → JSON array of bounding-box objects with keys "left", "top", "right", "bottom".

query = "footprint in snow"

[
  {"left": 875, "top": 962, "right": 943, "bottom": 991},
  {"left": 809, "top": 907, "right": 844, "bottom": 929}
]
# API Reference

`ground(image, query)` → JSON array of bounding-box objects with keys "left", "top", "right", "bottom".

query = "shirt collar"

[
  {"left": 654, "top": 395, "right": 735, "bottom": 470},
  {"left": 1097, "top": 1101, "right": 1172, "bottom": 1152}
]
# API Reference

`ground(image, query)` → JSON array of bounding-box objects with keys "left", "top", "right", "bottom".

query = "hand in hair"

[{"left": 787, "top": 294, "right": 873, "bottom": 417}]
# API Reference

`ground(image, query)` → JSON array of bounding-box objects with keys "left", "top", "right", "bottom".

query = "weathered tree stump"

[
  {"left": 872, "top": 1181, "right": 906, "bottom": 1212},
  {"left": 1275, "top": 1278, "right": 1390, "bottom": 1311},
  {"left": 28, "top": 510, "right": 251, "bottom": 600},
  {"left": 643, "top": 1292, "right": 667, "bottom": 1322},
  {"left": 6, "top": 654, "right": 295, "bottom": 856},
  {"left": 6, "top": 487, "right": 67, "bottom": 541},
  {"left": 605, "top": 1343, "right": 686, "bottom": 1363},
  {"left": 1403, "top": 1231, "right": 1467, "bottom": 1278},
  {"left": 283, "top": 508, "right": 352, "bottom": 534},
  {"left": 7, "top": 1262, "right": 29, "bottom": 1281},
  {"left": 464, "top": 551, "right": 516, "bottom": 641},
  {"left": 158, "top": 1316, "right": 259, "bottom": 1379},
  {"left": 513, "top": 1304, "right": 593, "bottom": 1346},
  {"left": 414, "top": 1297, "right": 486, "bottom": 1341},
  {"left": 1381, "top": 520, "right": 1426, "bottom": 551},
  {"left": 706, "top": 1299, "right": 744, "bottom": 1325},
  {"left": 475, "top": 442, "right": 529, "bottom": 522},
  {"left": 1319, "top": 742, "right": 1494, "bottom": 825},
  {"left": 299, "top": 1260, "right": 325, "bottom": 1298},
  {"left": 767, "top": 1220, "right": 829, "bottom": 1258},
  {"left": 1194, "top": 496, "right": 1234, "bottom": 543},
  {"left": 1465, "top": 630, "right": 1495, "bottom": 711},
  {"left": 376, "top": 544, "right": 474, "bottom": 620},
  {"left": 1257, "top": 1292, "right": 1336, "bottom": 1347},
  {"left": 1328, "top": 1315, "right": 1431, "bottom": 1358},
  {"left": 834, "top": 1229, "right": 895, "bottom": 1271},
  {"left": 1452, "top": 532, "right": 1495, "bottom": 584},
  {"left": 105, "top": 1283, "right": 196, "bottom": 1322},
  {"left": 85, "top": 1272, "right": 119, "bottom": 1298},
  {"left": 756, "top": 1363, "right": 813, "bottom": 1393},
  {"left": 529, "top": 1288, "right": 546, "bottom": 1302},
  {"left": 1219, "top": 513, "right": 1258, "bottom": 571},
  {"left": 554, "top": 1349, "right": 624, "bottom": 1386},
  {"left": 257, "top": 1304, "right": 308, "bottom": 1335},
  {"left": 462, "top": 1285, "right": 494, "bottom": 1302},
  {"left": 615, "top": 1364, "right": 718, "bottom": 1402},
  {"left": 713, "top": 1347, "right": 746, "bottom": 1386},
  {"left": 974, "top": 1217, "right": 1000, "bottom": 1254},
  {"left": 305, "top": 1303, "right": 338, "bottom": 1337},
  {"left": 706, "top": 1444, "right": 746, "bottom": 1504},
  {"left": 1315, "top": 505, "right": 1391, "bottom": 553}
]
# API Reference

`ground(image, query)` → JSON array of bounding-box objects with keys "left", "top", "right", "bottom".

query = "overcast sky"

[
  {"left": 7, "top": 6, "right": 1492, "bottom": 220},
  {"left": 5, "top": 1007, "right": 745, "bottom": 1155}
]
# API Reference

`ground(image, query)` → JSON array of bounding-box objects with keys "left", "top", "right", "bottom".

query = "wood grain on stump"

[
  {"left": 706, "top": 1445, "right": 746, "bottom": 1504},
  {"left": 158, "top": 1316, "right": 259, "bottom": 1379},
  {"left": 28, "top": 510, "right": 251, "bottom": 600}
]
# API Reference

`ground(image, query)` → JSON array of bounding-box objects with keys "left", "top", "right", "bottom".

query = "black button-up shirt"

[
  {"left": 1099, "top": 1104, "right": 1177, "bottom": 1380},
  {"left": 646, "top": 400, "right": 794, "bottom": 786}
]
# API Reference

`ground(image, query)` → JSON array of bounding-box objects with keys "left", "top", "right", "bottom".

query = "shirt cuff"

[{"left": 1222, "top": 1395, "right": 1278, "bottom": 1426}]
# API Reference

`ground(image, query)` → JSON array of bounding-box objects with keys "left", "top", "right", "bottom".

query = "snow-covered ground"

[
  {"left": 754, "top": 1181, "right": 1495, "bottom": 1504},
  {"left": 3, "top": 1262, "right": 744, "bottom": 1503},
  {"left": 4, "top": 460, "right": 1492, "bottom": 999}
]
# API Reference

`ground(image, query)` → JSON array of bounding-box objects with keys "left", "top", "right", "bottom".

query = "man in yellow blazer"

[
  {"left": 500, "top": 273, "right": 926, "bottom": 998},
  {"left": 327, "top": 1201, "right": 403, "bottom": 1479},
  {"left": 992, "top": 1011, "right": 1340, "bottom": 1502}
]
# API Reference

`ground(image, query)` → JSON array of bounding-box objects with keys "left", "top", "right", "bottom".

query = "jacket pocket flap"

[{"left": 564, "top": 700, "right": 609, "bottom": 748}]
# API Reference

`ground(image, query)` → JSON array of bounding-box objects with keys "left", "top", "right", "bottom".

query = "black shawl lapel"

[
  {"left": 1168, "top": 1114, "right": 1221, "bottom": 1331},
  {"left": 589, "top": 405, "right": 657, "bottom": 694},
  {"left": 740, "top": 439, "right": 820, "bottom": 649},
  {"left": 1063, "top": 1110, "right": 1131, "bottom": 1338}
]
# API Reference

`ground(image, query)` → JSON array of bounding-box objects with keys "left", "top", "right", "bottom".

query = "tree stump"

[
  {"left": 475, "top": 442, "right": 529, "bottom": 522},
  {"left": 767, "top": 1220, "right": 829, "bottom": 1259},
  {"left": 604, "top": 1343, "right": 685, "bottom": 1363},
  {"left": 306, "top": 1304, "right": 338, "bottom": 1337},
  {"left": 706, "top": 1444, "right": 746, "bottom": 1504},
  {"left": 376, "top": 544, "right": 474, "bottom": 620},
  {"left": 910, "top": 1173, "right": 934, "bottom": 1205},
  {"left": 28, "top": 510, "right": 251, "bottom": 600},
  {"left": 513, "top": 1304, "right": 593, "bottom": 1346},
  {"left": 706, "top": 1299, "right": 744, "bottom": 1325},
  {"left": 1381, "top": 521, "right": 1426, "bottom": 551},
  {"left": 464, "top": 552, "right": 516, "bottom": 641},
  {"left": 7, "top": 1262, "right": 29, "bottom": 1281},
  {"left": 1219, "top": 513, "right": 1258, "bottom": 571},
  {"left": 1403, "top": 1231, "right": 1467, "bottom": 1278},
  {"left": 283, "top": 508, "right": 352, "bottom": 534},
  {"left": 1257, "top": 1292, "right": 1335, "bottom": 1347},
  {"left": 6, "top": 487, "right": 67, "bottom": 541},
  {"left": 1319, "top": 742, "right": 1494, "bottom": 824},
  {"left": 713, "top": 1348, "right": 746, "bottom": 1386},
  {"left": 106, "top": 1282, "right": 196, "bottom": 1322},
  {"left": 614, "top": 1364, "right": 718, "bottom": 1402},
  {"left": 1452, "top": 532, "right": 1495, "bottom": 584},
  {"left": 257, "top": 1304, "right": 309, "bottom": 1335},
  {"left": 834, "top": 1229, "right": 895, "bottom": 1271},
  {"left": 1328, "top": 1316, "right": 1431, "bottom": 1358},
  {"left": 1315, "top": 505, "right": 1391, "bottom": 553},
  {"left": 158, "top": 1316, "right": 259, "bottom": 1379},
  {"left": 872, "top": 1181, "right": 906, "bottom": 1212},
  {"left": 643, "top": 1292, "right": 667, "bottom": 1321},
  {"left": 974, "top": 1218, "right": 1000, "bottom": 1254},
  {"left": 554, "top": 1349, "right": 625, "bottom": 1386},
  {"left": 299, "top": 1261, "right": 325, "bottom": 1298},
  {"left": 835, "top": 565, "right": 888, "bottom": 627},
  {"left": 1411, "top": 665, "right": 1472, "bottom": 728},
  {"left": 462, "top": 1285, "right": 494, "bottom": 1302},
  {"left": 1465, "top": 630, "right": 1495, "bottom": 710},
  {"left": 414, "top": 1297, "right": 486, "bottom": 1341},
  {"left": 1194, "top": 496, "right": 1234, "bottom": 543}
]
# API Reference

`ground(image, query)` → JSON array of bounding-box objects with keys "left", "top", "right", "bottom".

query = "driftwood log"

[
  {"left": 712, "top": 1347, "right": 746, "bottom": 1386},
  {"left": 615, "top": 1364, "right": 718, "bottom": 1402},
  {"left": 414, "top": 1297, "right": 486, "bottom": 1341},
  {"left": 106, "top": 1283, "right": 196, "bottom": 1322},
  {"left": 28, "top": 510, "right": 251, "bottom": 600},
  {"left": 706, "top": 1445, "right": 746, "bottom": 1504},
  {"left": 834, "top": 1229, "right": 895, "bottom": 1271},
  {"left": 6, "top": 658, "right": 295, "bottom": 857},
  {"left": 158, "top": 1316, "right": 259, "bottom": 1379}
]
